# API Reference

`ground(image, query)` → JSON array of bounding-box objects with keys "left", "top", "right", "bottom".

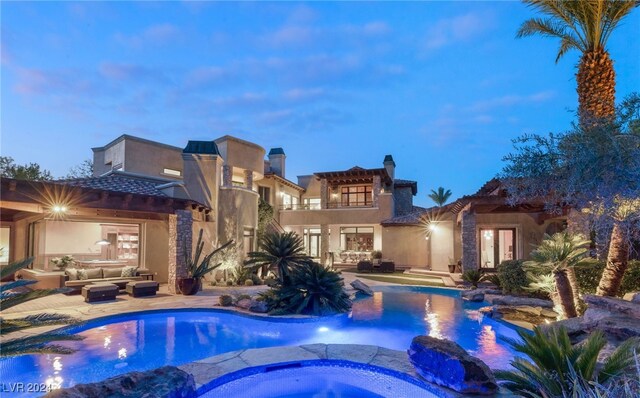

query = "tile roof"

[
  {"left": 393, "top": 179, "right": 417, "bottom": 195},
  {"left": 59, "top": 173, "right": 173, "bottom": 197},
  {"left": 381, "top": 206, "right": 428, "bottom": 226}
]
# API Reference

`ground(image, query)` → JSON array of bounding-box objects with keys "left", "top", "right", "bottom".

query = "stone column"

[
  {"left": 461, "top": 209, "right": 477, "bottom": 274},
  {"left": 320, "top": 179, "right": 328, "bottom": 209},
  {"left": 222, "top": 165, "right": 232, "bottom": 187},
  {"left": 244, "top": 169, "right": 253, "bottom": 190},
  {"left": 320, "top": 224, "right": 329, "bottom": 265},
  {"left": 372, "top": 175, "right": 381, "bottom": 207},
  {"left": 168, "top": 209, "right": 193, "bottom": 294}
]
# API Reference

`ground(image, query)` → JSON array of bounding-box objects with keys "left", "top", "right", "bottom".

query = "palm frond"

[
  {"left": 1, "top": 288, "right": 68, "bottom": 310},
  {"left": 0, "top": 257, "right": 34, "bottom": 280},
  {"left": 598, "top": 338, "right": 640, "bottom": 384},
  {"left": 0, "top": 278, "right": 37, "bottom": 293},
  {"left": 1, "top": 334, "right": 84, "bottom": 357},
  {"left": 1, "top": 313, "right": 79, "bottom": 334}
]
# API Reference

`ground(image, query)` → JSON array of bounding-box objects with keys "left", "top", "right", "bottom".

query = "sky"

[{"left": 1, "top": 1, "right": 638, "bottom": 208}]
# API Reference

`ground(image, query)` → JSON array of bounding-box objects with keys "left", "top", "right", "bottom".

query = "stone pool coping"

[{"left": 178, "top": 343, "right": 466, "bottom": 398}]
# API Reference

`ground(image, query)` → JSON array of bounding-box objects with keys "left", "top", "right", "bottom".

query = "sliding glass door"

[{"left": 479, "top": 228, "right": 515, "bottom": 269}]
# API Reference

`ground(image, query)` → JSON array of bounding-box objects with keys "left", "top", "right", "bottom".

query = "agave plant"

[
  {"left": 524, "top": 232, "right": 592, "bottom": 318},
  {"left": 245, "top": 231, "right": 312, "bottom": 285},
  {"left": 185, "top": 229, "right": 234, "bottom": 280},
  {"left": 259, "top": 262, "right": 351, "bottom": 315},
  {"left": 1, "top": 258, "right": 83, "bottom": 357},
  {"left": 496, "top": 326, "right": 640, "bottom": 398},
  {"left": 462, "top": 269, "right": 483, "bottom": 288},
  {"left": 481, "top": 273, "right": 502, "bottom": 289}
]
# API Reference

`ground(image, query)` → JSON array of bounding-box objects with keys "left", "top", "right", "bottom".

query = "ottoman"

[
  {"left": 82, "top": 283, "right": 118, "bottom": 303},
  {"left": 126, "top": 280, "right": 159, "bottom": 297}
]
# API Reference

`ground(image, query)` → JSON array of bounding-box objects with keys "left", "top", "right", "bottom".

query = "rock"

[
  {"left": 594, "top": 316, "right": 640, "bottom": 341},
  {"left": 462, "top": 288, "right": 500, "bottom": 298},
  {"left": 249, "top": 299, "right": 268, "bottom": 313},
  {"left": 350, "top": 279, "right": 373, "bottom": 296},
  {"left": 538, "top": 317, "right": 591, "bottom": 344},
  {"left": 623, "top": 292, "right": 640, "bottom": 303},
  {"left": 408, "top": 335, "right": 497, "bottom": 395},
  {"left": 45, "top": 366, "right": 196, "bottom": 398},
  {"left": 480, "top": 305, "right": 557, "bottom": 326},
  {"left": 236, "top": 298, "right": 252, "bottom": 310},
  {"left": 583, "top": 295, "right": 640, "bottom": 322},
  {"left": 485, "top": 295, "right": 554, "bottom": 309},
  {"left": 540, "top": 309, "right": 560, "bottom": 318},
  {"left": 461, "top": 289, "right": 485, "bottom": 302}
]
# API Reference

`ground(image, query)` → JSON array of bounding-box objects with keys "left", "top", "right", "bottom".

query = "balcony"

[{"left": 279, "top": 202, "right": 374, "bottom": 211}]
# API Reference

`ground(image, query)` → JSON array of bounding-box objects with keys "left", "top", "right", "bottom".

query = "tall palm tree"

[
  {"left": 496, "top": 326, "right": 640, "bottom": 397},
  {"left": 244, "top": 231, "right": 312, "bottom": 285},
  {"left": 517, "top": 0, "right": 637, "bottom": 124},
  {"left": 524, "top": 232, "right": 592, "bottom": 318},
  {"left": 428, "top": 187, "right": 452, "bottom": 207},
  {"left": 518, "top": 0, "right": 638, "bottom": 298}
]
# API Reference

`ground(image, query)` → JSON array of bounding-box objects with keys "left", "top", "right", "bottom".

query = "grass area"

[{"left": 352, "top": 273, "right": 446, "bottom": 287}]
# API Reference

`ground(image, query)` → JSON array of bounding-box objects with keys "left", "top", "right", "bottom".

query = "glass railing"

[{"left": 279, "top": 202, "right": 374, "bottom": 210}]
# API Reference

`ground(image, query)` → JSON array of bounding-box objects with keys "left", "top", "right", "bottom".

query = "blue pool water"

[{"left": 0, "top": 286, "right": 520, "bottom": 396}]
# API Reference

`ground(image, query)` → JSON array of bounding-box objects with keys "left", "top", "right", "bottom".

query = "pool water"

[
  {"left": 0, "top": 286, "right": 519, "bottom": 396},
  {"left": 200, "top": 360, "right": 439, "bottom": 398}
]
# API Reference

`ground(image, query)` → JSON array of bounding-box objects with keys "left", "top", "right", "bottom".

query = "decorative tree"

[
  {"left": 0, "top": 156, "right": 53, "bottom": 181},
  {"left": 428, "top": 187, "right": 452, "bottom": 207}
]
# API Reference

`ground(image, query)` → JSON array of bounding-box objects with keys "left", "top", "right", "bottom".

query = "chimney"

[
  {"left": 182, "top": 141, "right": 223, "bottom": 209},
  {"left": 383, "top": 154, "right": 395, "bottom": 181},
  {"left": 268, "top": 148, "right": 286, "bottom": 178}
]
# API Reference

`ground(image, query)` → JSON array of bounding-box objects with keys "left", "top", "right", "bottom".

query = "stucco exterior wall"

[
  {"left": 124, "top": 139, "right": 183, "bottom": 179},
  {"left": 279, "top": 193, "right": 393, "bottom": 226},
  {"left": 143, "top": 220, "right": 170, "bottom": 283},
  {"left": 381, "top": 226, "right": 428, "bottom": 267},
  {"left": 218, "top": 187, "right": 259, "bottom": 268},
  {"left": 215, "top": 136, "right": 265, "bottom": 177}
]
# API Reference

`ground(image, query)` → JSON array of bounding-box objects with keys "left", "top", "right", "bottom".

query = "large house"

[{"left": 0, "top": 134, "right": 568, "bottom": 290}]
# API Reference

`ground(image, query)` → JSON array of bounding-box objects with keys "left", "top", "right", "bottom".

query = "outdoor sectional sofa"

[{"left": 64, "top": 266, "right": 143, "bottom": 293}]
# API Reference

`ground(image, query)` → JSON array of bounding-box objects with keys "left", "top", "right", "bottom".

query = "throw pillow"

[
  {"left": 121, "top": 266, "right": 138, "bottom": 278},
  {"left": 65, "top": 268, "right": 79, "bottom": 281},
  {"left": 103, "top": 268, "right": 123, "bottom": 278},
  {"left": 85, "top": 268, "right": 103, "bottom": 279},
  {"left": 77, "top": 269, "right": 88, "bottom": 280}
]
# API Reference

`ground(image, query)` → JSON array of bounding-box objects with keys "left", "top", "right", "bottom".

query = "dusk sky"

[{"left": 1, "top": 1, "right": 638, "bottom": 207}]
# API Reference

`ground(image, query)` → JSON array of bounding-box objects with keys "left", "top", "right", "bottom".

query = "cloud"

[
  {"left": 424, "top": 12, "right": 493, "bottom": 50},
  {"left": 14, "top": 68, "right": 101, "bottom": 97},
  {"left": 468, "top": 90, "right": 555, "bottom": 112},
  {"left": 114, "top": 23, "right": 180, "bottom": 47},
  {"left": 99, "top": 62, "right": 169, "bottom": 83}
]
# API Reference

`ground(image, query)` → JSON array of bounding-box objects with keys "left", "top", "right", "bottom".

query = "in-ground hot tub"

[{"left": 199, "top": 360, "right": 439, "bottom": 398}]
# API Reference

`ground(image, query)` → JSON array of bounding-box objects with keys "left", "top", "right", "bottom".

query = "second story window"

[
  {"left": 303, "top": 198, "right": 321, "bottom": 210},
  {"left": 341, "top": 185, "right": 372, "bottom": 207},
  {"left": 258, "top": 186, "right": 271, "bottom": 204}
]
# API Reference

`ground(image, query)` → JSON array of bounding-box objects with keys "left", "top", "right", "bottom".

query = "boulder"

[
  {"left": 236, "top": 298, "right": 252, "bottom": 310},
  {"left": 249, "top": 299, "right": 268, "bottom": 313},
  {"left": 593, "top": 316, "right": 640, "bottom": 341},
  {"left": 484, "top": 295, "right": 554, "bottom": 308},
  {"left": 408, "top": 335, "right": 497, "bottom": 395},
  {"left": 46, "top": 366, "right": 196, "bottom": 398},
  {"left": 461, "top": 289, "right": 486, "bottom": 302},
  {"left": 350, "top": 279, "right": 373, "bottom": 296},
  {"left": 538, "top": 316, "right": 590, "bottom": 343},
  {"left": 623, "top": 292, "right": 640, "bottom": 303},
  {"left": 480, "top": 305, "right": 558, "bottom": 327},
  {"left": 462, "top": 288, "right": 502, "bottom": 297},
  {"left": 583, "top": 295, "right": 640, "bottom": 322}
]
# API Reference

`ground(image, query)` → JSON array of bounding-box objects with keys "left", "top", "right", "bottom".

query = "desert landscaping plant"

[
  {"left": 245, "top": 231, "right": 312, "bottom": 285},
  {"left": 462, "top": 269, "right": 483, "bottom": 288},
  {"left": 428, "top": 186, "right": 452, "bottom": 206},
  {"left": 1, "top": 258, "right": 83, "bottom": 357},
  {"left": 497, "top": 260, "right": 529, "bottom": 294},
  {"left": 496, "top": 326, "right": 640, "bottom": 398},
  {"left": 180, "top": 229, "right": 234, "bottom": 295}
]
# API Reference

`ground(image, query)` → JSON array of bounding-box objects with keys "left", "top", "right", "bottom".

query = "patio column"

[
  {"left": 320, "top": 224, "right": 329, "bottom": 265},
  {"left": 461, "top": 209, "right": 478, "bottom": 273},
  {"left": 222, "top": 165, "right": 232, "bottom": 187},
  {"left": 244, "top": 169, "right": 253, "bottom": 191},
  {"left": 320, "top": 179, "right": 328, "bottom": 209},
  {"left": 168, "top": 209, "right": 193, "bottom": 294},
  {"left": 372, "top": 175, "right": 381, "bottom": 207}
]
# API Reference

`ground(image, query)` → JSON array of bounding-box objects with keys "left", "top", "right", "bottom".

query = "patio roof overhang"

[
  {"left": 314, "top": 167, "right": 392, "bottom": 186},
  {"left": 0, "top": 177, "right": 211, "bottom": 223}
]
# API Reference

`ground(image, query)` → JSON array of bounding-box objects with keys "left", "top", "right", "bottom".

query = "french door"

[{"left": 479, "top": 228, "right": 516, "bottom": 269}]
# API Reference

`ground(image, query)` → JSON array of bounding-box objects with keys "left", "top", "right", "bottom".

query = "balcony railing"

[{"left": 279, "top": 202, "right": 374, "bottom": 211}]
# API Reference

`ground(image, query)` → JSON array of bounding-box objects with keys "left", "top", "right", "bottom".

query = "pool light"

[{"left": 318, "top": 326, "right": 330, "bottom": 333}]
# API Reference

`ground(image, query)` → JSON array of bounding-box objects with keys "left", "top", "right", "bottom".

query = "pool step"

[{"left": 403, "top": 268, "right": 458, "bottom": 287}]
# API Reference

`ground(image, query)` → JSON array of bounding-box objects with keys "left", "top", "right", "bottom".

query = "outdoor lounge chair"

[
  {"left": 357, "top": 260, "right": 374, "bottom": 273},
  {"left": 380, "top": 260, "right": 395, "bottom": 273}
]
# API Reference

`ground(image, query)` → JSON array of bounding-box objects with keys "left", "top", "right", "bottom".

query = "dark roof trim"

[
  {"left": 91, "top": 134, "right": 182, "bottom": 152},
  {"left": 394, "top": 179, "right": 417, "bottom": 195},
  {"left": 183, "top": 140, "right": 220, "bottom": 155},
  {"left": 268, "top": 148, "right": 285, "bottom": 156}
]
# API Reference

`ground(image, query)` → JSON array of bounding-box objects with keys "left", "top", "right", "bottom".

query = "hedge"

[
  {"left": 575, "top": 260, "right": 640, "bottom": 297},
  {"left": 497, "top": 260, "right": 529, "bottom": 294}
]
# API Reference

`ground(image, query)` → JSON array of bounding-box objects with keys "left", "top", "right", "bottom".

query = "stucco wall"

[
  {"left": 218, "top": 187, "right": 259, "bottom": 268},
  {"left": 430, "top": 220, "right": 455, "bottom": 272},
  {"left": 279, "top": 193, "right": 393, "bottom": 226},
  {"left": 216, "top": 137, "right": 265, "bottom": 177},
  {"left": 143, "top": 220, "right": 170, "bottom": 283},
  {"left": 124, "top": 139, "right": 183, "bottom": 179},
  {"left": 381, "top": 226, "right": 429, "bottom": 267}
]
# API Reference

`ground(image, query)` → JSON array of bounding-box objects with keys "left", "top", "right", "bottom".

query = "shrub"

[
  {"left": 259, "top": 262, "right": 351, "bottom": 315},
  {"left": 481, "top": 273, "right": 501, "bottom": 288},
  {"left": 209, "top": 280, "right": 217, "bottom": 286},
  {"left": 232, "top": 263, "right": 254, "bottom": 285},
  {"left": 462, "top": 269, "right": 483, "bottom": 288},
  {"left": 219, "top": 295, "right": 233, "bottom": 306},
  {"left": 226, "top": 280, "right": 233, "bottom": 286},
  {"left": 235, "top": 294, "right": 251, "bottom": 302},
  {"left": 575, "top": 260, "right": 640, "bottom": 297},
  {"left": 497, "top": 260, "right": 528, "bottom": 294},
  {"left": 244, "top": 279, "right": 254, "bottom": 286}
]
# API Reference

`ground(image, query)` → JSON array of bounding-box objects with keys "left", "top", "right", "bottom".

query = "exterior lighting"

[
  {"left": 52, "top": 205, "right": 68, "bottom": 213},
  {"left": 95, "top": 239, "right": 111, "bottom": 246},
  {"left": 429, "top": 223, "right": 437, "bottom": 231}
]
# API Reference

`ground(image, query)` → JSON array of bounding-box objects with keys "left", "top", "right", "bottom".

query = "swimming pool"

[{"left": 0, "top": 286, "right": 519, "bottom": 396}]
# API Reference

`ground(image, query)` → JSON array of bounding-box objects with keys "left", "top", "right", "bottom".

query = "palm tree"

[
  {"left": 524, "top": 232, "right": 592, "bottom": 318},
  {"left": 244, "top": 231, "right": 312, "bottom": 285},
  {"left": 496, "top": 326, "right": 640, "bottom": 397},
  {"left": 1, "top": 258, "right": 83, "bottom": 357},
  {"left": 517, "top": 0, "right": 637, "bottom": 124},
  {"left": 428, "top": 187, "right": 452, "bottom": 207}
]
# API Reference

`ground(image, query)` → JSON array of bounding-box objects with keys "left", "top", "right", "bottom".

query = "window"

[
  {"left": 163, "top": 168, "right": 181, "bottom": 177},
  {"left": 0, "top": 227, "right": 10, "bottom": 265},
  {"left": 303, "top": 228, "right": 322, "bottom": 257},
  {"left": 258, "top": 186, "right": 271, "bottom": 204},
  {"left": 282, "top": 193, "right": 292, "bottom": 209},
  {"left": 341, "top": 186, "right": 373, "bottom": 207},
  {"left": 480, "top": 228, "right": 515, "bottom": 268},
  {"left": 243, "top": 228, "right": 255, "bottom": 255},
  {"left": 340, "top": 227, "right": 374, "bottom": 252},
  {"left": 303, "top": 198, "right": 321, "bottom": 210}
]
